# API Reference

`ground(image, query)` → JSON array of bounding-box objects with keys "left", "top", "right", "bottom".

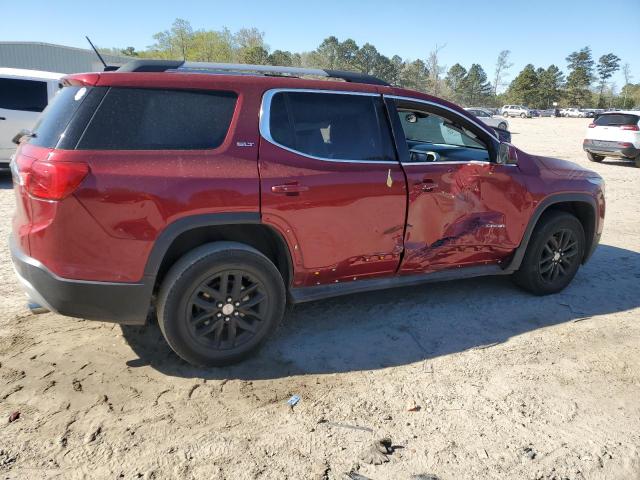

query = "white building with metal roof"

[{"left": 0, "top": 42, "right": 132, "bottom": 74}]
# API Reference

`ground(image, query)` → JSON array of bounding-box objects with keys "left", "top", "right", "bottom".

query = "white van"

[{"left": 0, "top": 68, "right": 64, "bottom": 168}]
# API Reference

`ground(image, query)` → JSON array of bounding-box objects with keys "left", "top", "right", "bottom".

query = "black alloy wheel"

[
  {"left": 186, "top": 270, "right": 268, "bottom": 350},
  {"left": 537, "top": 228, "right": 579, "bottom": 284}
]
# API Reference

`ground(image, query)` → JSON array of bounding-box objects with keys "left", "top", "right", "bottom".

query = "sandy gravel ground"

[{"left": 0, "top": 117, "right": 639, "bottom": 480}]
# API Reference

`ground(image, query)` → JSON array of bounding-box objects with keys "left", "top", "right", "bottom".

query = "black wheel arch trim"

[
  {"left": 503, "top": 193, "right": 598, "bottom": 273},
  {"left": 143, "top": 212, "right": 293, "bottom": 285}
]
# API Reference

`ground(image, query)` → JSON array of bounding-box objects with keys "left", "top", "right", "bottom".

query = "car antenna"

[{"left": 85, "top": 36, "right": 118, "bottom": 71}]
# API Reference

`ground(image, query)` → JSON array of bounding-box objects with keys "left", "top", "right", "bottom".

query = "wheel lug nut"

[
  {"left": 226, "top": 297, "right": 232, "bottom": 302},
  {"left": 217, "top": 303, "right": 223, "bottom": 308},
  {"left": 217, "top": 313, "right": 222, "bottom": 317},
  {"left": 224, "top": 317, "right": 230, "bottom": 322},
  {"left": 234, "top": 311, "right": 239, "bottom": 316},
  {"left": 234, "top": 302, "right": 240, "bottom": 306}
]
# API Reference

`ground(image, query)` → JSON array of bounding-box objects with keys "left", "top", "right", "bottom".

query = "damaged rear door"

[{"left": 385, "top": 95, "right": 530, "bottom": 274}]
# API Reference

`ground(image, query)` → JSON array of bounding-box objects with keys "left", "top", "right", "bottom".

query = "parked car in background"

[
  {"left": 584, "top": 111, "right": 640, "bottom": 167},
  {"left": 10, "top": 60, "right": 605, "bottom": 366},
  {"left": 0, "top": 68, "right": 63, "bottom": 169},
  {"left": 501, "top": 105, "right": 531, "bottom": 118},
  {"left": 465, "top": 107, "right": 509, "bottom": 130},
  {"left": 539, "top": 109, "right": 555, "bottom": 117},
  {"left": 563, "top": 108, "right": 588, "bottom": 118},
  {"left": 529, "top": 108, "right": 540, "bottom": 118}
]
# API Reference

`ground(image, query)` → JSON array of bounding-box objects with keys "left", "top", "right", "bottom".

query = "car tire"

[
  {"left": 157, "top": 241, "right": 286, "bottom": 366},
  {"left": 503, "top": 112, "right": 509, "bottom": 118},
  {"left": 498, "top": 122, "right": 507, "bottom": 130},
  {"left": 587, "top": 152, "right": 604, "bottom": 162},
  {"left": 512, "top": 211, "right": 585, "bottom": 296},
  {"left": 520, "top": 113, "right": 526, "bottom": 118},
  {"left": 635, "top": 154, "right": 640, "bottom": 168}
]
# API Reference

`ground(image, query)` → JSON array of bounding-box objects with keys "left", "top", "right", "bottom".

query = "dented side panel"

[{"left": 400, "top": 162, "right": 533, "bottom": 274}]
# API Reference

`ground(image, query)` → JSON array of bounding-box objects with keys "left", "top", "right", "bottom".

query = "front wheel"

[
  {"left": 157, "top": 242, "right": 286, "bottom": 366},
  {"left": 520, "top": 113, "right": 527, "bottom": 118},
  {"left": 587, "top": 152, "right": 604, "bottom": 162},
  {"left": 498, "top": 122, "right": 507, "bottom": 130},
  {"left": 512, "top": 211, "right": 585, "bottom": 295}
]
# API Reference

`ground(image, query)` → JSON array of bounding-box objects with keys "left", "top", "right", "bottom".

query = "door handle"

[
  {"left": 0, "top": 117, "right": 6, "bottom": 120},
  {"left": 271, "top": 183, "right": 309, "bottom": 195},
  {"left": 420, "top": 178, "right": 436, "bottom": 192}
]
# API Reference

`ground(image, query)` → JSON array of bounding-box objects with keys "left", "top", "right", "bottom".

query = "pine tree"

[
  {"left": 565, "top": 47, "right": 594, "bottom": 107},
  {"left": 596, "top": 53, "right": 621, "bottom": 107},
  {"left": 462, "top": 64, "right": 492, "bottom": 105},
  {"left": 506, "top": 64, "right": 539, "bottom": 106},
  {"left": 445, "top": 63, "right": 467, "bottom": 103},
  {"left": 537, "top": 65, "right": 564, "bottom": 108}
]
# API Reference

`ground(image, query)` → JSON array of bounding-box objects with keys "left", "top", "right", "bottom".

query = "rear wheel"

[
  {"left": 520, "top": 113, "right": 526, "bottom": 118},
  {"left": 587, "top": 152, "right": 604, "bottom": 162},
  {"left": 157, "top": 242, "right": 286, "bottom": 366},
  {"left": 512, "top": 211, "right": 585, "bottom": 295},
  {"left": 503, "top": 112, "right": 509, "bottom": 118}
]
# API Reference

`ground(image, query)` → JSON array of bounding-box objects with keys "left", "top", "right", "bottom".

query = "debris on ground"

[
  {"left": 522, "top": 446, "right": 537, "bottom": 460},
  {"left": 287, "top": 395, "right": 300, "bottom": 407},
  {"left": 477, "top": 448, "right": 489, "bottom": 459},
  {"left": 345, "top": 471, "right": 373, "bottom": 480},
  {"left": 410, "top": 475, "right": 441, "bottom": 480},
  {"left": 359, "top": 438, "right": 394, "bottom": 465},
  {"left": 327, "top": 422, "right": 373, "bottom": 433},
  {"left": 8, "top": 411, "right": 20, "bottom": 423}
]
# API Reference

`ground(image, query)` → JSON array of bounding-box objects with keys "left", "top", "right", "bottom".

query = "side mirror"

[
  {"left": 493, "top": 127, "right": 511, "bottom": 143},
  {"left": 497, "top": 142, "right": 516, "bottom": 165}
]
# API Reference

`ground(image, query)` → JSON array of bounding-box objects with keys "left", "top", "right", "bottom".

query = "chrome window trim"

[
  {"left": 401, "top": 160, "right": 519, "bottom": 167},
  {"left": 385, "top": 94, "right": 499, "bottom": 141},
  {"left": 259, "top": 88, "right": 398, "bottom": 165}
]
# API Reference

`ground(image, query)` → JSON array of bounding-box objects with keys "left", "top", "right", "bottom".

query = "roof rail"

[{"left": 115, "top": 60, "right": 390, "bottom": 86}]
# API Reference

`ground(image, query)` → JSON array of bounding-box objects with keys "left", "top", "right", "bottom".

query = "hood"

[{"left": 534, "top": 155, "right": 596, "bottom": 179}]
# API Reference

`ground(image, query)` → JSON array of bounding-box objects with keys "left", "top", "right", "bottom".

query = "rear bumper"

[
  {"left": 583, "top": 140, "right": 639, "bottom": 159},
  {"left": 10, "top": 235, "right": 151, "bottom": 325}
]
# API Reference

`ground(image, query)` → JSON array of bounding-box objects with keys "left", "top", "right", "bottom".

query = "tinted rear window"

[
  {"left": 77, "top": 88, "right": 237, "bottom": 150},
  {"left": 594, "top": 113, "right": 639, "bottom": 126},
  {"left": 269, "top": 92, "right": 395, "bottom": 161},
  {"left": 0, "top": 77, "right": 49, "bottom": 112},
  {"left": 30, "top": 86, "right": 103, "bottom": 148}
]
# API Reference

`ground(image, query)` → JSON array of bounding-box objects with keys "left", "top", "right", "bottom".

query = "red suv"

[{"left": 10, "top": 60, "right": 605, "bottom": 366}]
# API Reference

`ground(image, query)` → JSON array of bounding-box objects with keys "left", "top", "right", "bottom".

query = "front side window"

[
  {"left": 0, "top": 77, "right": 48, "bottom": 112},
  {"left": 267, "top": 91, "right": 395, "bottom": 162},
  {"left": 395, "top": 103, "right": 490, "bottom": 163},
  {"left": 78, "top": 88, "right": 237, "bottom": 150}
]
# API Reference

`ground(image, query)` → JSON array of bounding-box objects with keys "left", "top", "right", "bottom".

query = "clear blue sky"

[{"left": 3, "top": 0, "right": 639, "bottom": 88}]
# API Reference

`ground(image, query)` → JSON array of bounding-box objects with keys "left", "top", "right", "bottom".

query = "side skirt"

[{"left": 289, "top": 264, "right": 507, "bottom": 304}]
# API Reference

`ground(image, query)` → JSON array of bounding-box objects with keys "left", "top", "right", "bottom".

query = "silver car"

[{"left": 465, "top": 108, "right": 510, "bottom": 131}]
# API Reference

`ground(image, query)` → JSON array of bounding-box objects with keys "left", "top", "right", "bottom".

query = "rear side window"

[
  {"left": 78, "top": 88, "right": 237, "bottom": 150},
  {"left": 594, "top": 113, "right": 639, "bottom": 126},
  {"left": 268, "top": 91, "right": 396, "bottom": 161},
  {"left": 29, "top": 86, "right": 104, "bottom": 148},
  {"left": 0, "top": 77, "right": 49, "bottom": 112}
]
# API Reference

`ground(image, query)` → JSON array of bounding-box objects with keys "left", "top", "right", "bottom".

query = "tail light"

[
  {"left": 16, "top": 158, "right": 89, "bottom": 200},
  {"left": 620, "top": 124, "right": 639, "bottom": 131},
  {"left": 588, "top": 123, "right": 596, "bottom": 128}
]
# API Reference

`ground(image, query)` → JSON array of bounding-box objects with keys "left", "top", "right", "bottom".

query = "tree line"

[{"left": 102, "top": 19, "right": 639, "bottom": 109}]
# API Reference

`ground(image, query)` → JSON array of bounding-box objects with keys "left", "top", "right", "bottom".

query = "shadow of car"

[{"left": 121, "top": 243, "right": 640, "bottom": 380}]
